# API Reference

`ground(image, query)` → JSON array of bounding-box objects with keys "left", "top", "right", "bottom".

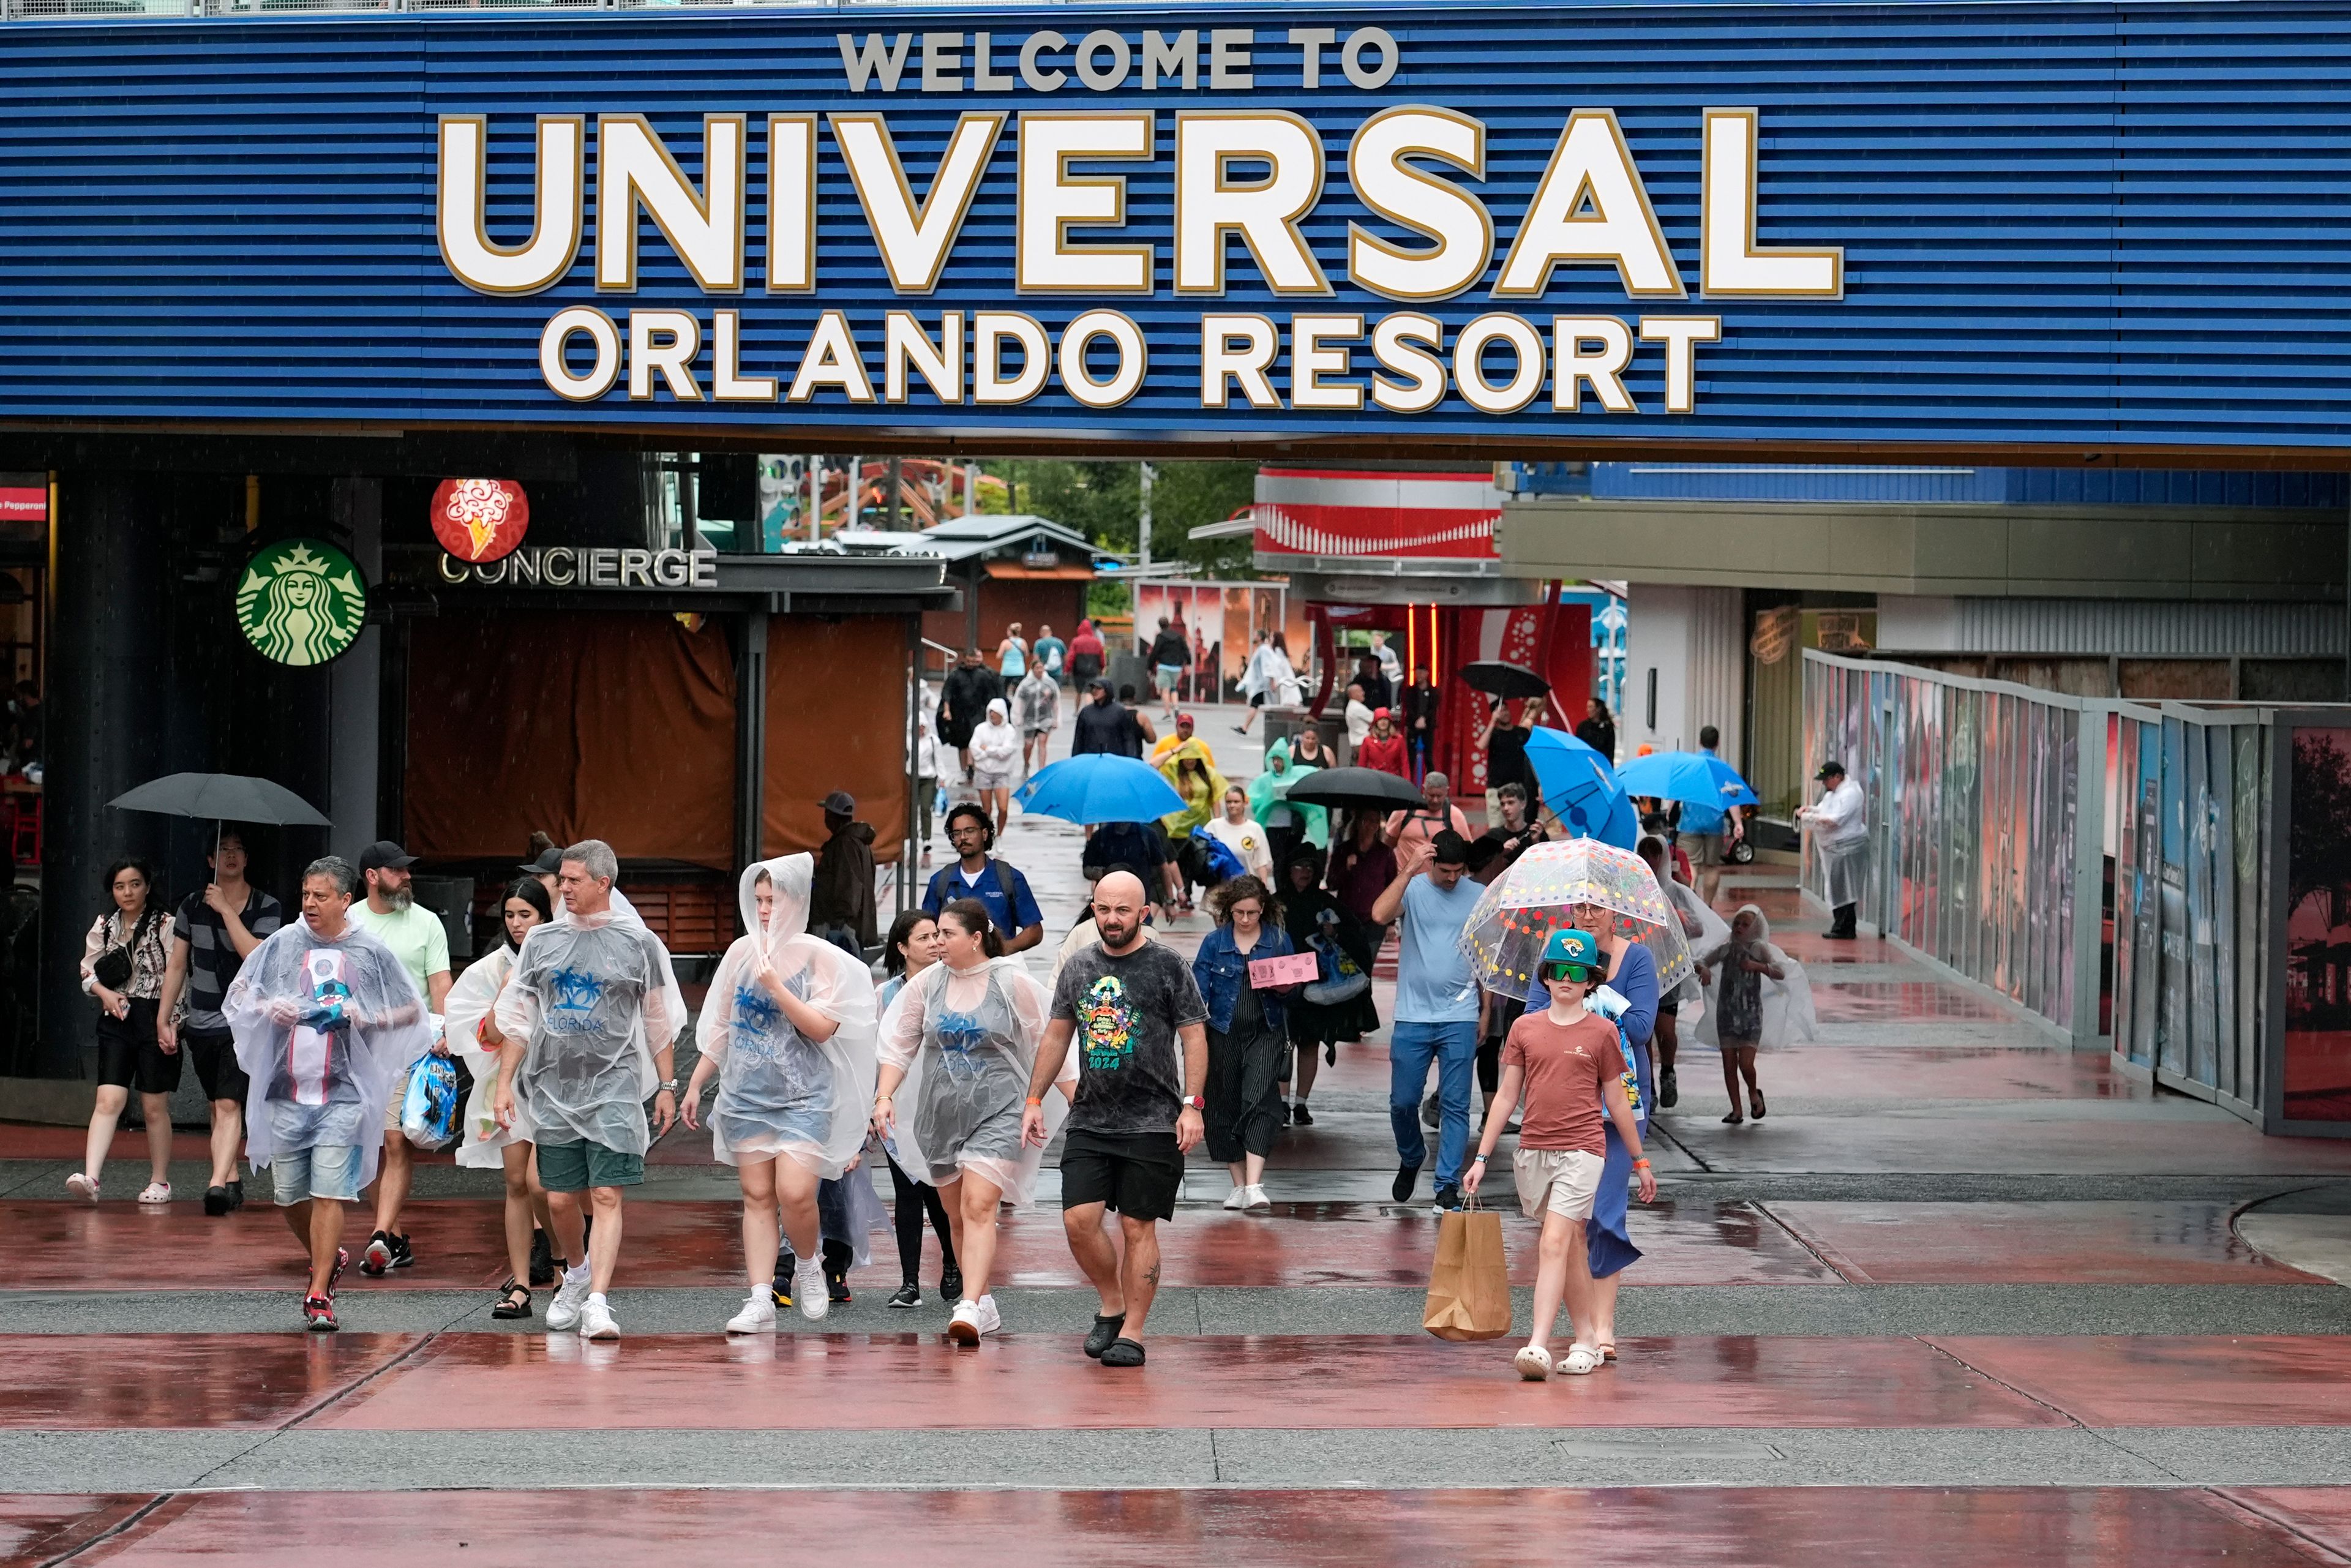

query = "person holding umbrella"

[
  {"left": 156, "top": 828, "right": 285, "bottom": 1215},
  {"left": 1278, "top": 846, "right": 1375, "bottom": 1125},
  {"left": 1479, "top": 697, "right": 1540, "bottom": 822},
  {"left": 1565, "top": 894, "right": 1660, "bottom": 1367}
]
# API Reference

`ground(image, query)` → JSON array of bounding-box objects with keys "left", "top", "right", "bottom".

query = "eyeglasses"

[{"left": 948, "top": 825, "right": 988, "bottom": 838}]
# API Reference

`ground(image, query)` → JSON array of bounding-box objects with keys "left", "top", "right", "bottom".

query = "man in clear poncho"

[
  {"left": 683, "top": 853, "right": 879, "bottom": 1335},
  {"left": 225, "top": 855, "right": 431, "bottom": 1332},
  {"left": 492, "top": 839, "right": 685, "bottom": 1341}
]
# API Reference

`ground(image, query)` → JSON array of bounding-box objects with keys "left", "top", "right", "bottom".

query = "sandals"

[
  {"left": 1558, "top": 1345, "right": 1603, "bottom": 1376},
  {"left": 1750, "top": 1091, "right": 1766, "bottom": 1120},
  {"left": 1722, "top": 1110, "right": 1745, "bottom": 1125},
  {"left": 66, "top": 1172, "right": 99, "bottom": 1201},
  {"left": 1513, "top": 1346, "right": 1553, "bottom": 1381},
  {"left": 491, "top": 1278, "right": 533, "bottom": 1320},
  {"left": 137, "top": 1182, "right": 171, "bottom": 1205}
]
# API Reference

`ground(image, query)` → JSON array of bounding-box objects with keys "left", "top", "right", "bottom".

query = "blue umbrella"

[
  {"left": 1523, "top": 728, "right": 1638, "bottom": 849},
  {"left": 1014, "top": 754, "right": 1187, "bottom": 825},
  {"left": 1614, "top": 750, "right": 1761, "bottom": 812}
]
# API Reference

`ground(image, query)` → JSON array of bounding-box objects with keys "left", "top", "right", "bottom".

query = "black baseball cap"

[
  {"left": 1430, "top": 829, "right": 1472, "bottom": 867},
  {"left": 1817, "top": 759, "right": 1847, "bottom": 780},
  {"left": 519, "top": 847, "right": 563, "bottom": 876},
  {"left": 358, "top": 841, "right": 417, "bottom": 874},
  {"left": 822, "top": 790, "right": 857, "bottom": 816}
]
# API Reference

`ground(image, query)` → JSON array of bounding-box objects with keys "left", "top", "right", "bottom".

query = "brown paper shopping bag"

[{"left": 1422, "top": 1204, "right": 1513, "bottom": 1341}]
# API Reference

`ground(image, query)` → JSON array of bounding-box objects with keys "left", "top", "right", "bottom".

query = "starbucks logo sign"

[{"left": 234, "top": 539, "right": 368, "bottom": 666}]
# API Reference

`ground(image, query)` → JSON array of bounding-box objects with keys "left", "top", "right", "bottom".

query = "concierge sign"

[{"left": 9, "top": 2, "right": 2351, "bottom": 452}]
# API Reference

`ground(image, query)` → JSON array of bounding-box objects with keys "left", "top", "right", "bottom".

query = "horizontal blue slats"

[{"left": 1, "top": 2, "right": 2350, "bottom": 451}]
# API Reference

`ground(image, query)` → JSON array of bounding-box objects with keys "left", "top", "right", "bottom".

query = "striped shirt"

[{"left": 171, "top": 887, "right": 284, "bottom": 1032}]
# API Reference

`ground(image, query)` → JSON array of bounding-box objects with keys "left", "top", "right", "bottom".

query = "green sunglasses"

[{"left": 1540, "top": 961, "right": 1599, "bottom": 983}]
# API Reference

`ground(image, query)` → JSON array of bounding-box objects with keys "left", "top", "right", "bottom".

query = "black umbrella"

[
  {"left": 1283, "top": 767, "right": 1425, "bottom": 812},
  {"left": 110, "top": 773, "right": 332, "bottom": 862},
  {"left": 1459, "top": 660, "right": 1551, "bottom": 701}
]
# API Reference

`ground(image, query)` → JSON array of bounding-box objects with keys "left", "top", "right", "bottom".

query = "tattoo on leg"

[{"left": 1144, "top": 1263, "right": 1160, "bottom": 1286}]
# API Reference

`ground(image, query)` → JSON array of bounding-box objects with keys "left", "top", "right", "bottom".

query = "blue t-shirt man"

[
  {"left": 1395, "top": 872, "right": 1484, "bottom": 1024},
  {"left": 1373, "top": 830, "right": 1488, "bottom": 1207},
  {"left": 920, "top": 806, "right": 1044, "bottom": 945}
]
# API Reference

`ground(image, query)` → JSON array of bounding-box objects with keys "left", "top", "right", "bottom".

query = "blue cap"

[{"left": 1540, "top": 927, "right": 1602, "bottom": 972}]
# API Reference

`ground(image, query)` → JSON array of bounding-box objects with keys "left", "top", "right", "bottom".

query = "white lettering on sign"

[
  {"left": 441, "top": 547, "right": 722, "bottom": 589},
  {"left": 437, "top": 74, "right": 1847, "bottom": 417}
]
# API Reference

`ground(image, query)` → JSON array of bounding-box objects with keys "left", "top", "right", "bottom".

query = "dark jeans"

[{"left": 888, "top": 1152, "right": 957, "bottom": 1286}]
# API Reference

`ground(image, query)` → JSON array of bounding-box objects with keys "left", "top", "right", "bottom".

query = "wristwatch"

[
  {"left": 1181, "top": 1094, "right": 1205, "bottom": 1111},
  {"left": 657, "top": 1079, "right": 680, "bottom": 1095}
]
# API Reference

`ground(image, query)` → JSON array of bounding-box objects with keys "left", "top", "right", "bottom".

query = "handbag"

[
  {"left": 400, "top": 1053, "right": 461, "bottom": 1151},
  {"left": 1301, "top": 929, "right": 1370, "bottom": 1005},
  {"left": 1423, "top": 1198, "right": 1513, "bottom": 1341},
  {"left": 91, "top": 910, "right": 152, "bottom": 992}
]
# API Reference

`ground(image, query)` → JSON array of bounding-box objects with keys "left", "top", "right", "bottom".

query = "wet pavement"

[{"left": 6, "top": 702, "right": 2351, "bottom": 1565}]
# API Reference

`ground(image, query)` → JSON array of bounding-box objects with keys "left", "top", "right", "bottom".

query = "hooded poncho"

[
  {"left": 693, "top": 854, "right": 880, "bottom": 1176},
  {"left": 878, "top": 955, "right": 1074, "bottom": 1204},
  {"left": 226, "top": 913, "right": 433, "bottom": 1191},
  {"left": 1693, "top": 904, "right": 1819, "bottom": 1048}
]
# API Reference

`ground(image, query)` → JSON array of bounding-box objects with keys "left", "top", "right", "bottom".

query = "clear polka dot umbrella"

[{"left": 1457, "top": 837, "right": 1696, "bottom": 1005}]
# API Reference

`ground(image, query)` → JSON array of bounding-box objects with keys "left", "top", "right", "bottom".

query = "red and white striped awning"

[{"left": 1251, "top": 468, "right": 1502, "bottom": 561}]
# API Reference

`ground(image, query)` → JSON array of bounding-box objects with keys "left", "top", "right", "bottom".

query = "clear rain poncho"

[
  {"left": 444, "top": 943, "right": 532, "bottom": 1169},
  {"left": 225, "top": 914, "right": 433, "bottom": 1192},
  {"left": 493, "top": 899, "right": 686, "bottom": 1158},
  {"left": 694, "top": 854, "right": 879, "bottom": 1177},
  {"left": 879, "top": 956, "right": 1073, "bottom": 1204},
  {"left": 1693, "top": 905, "right": 1820, "bottom": 1049},
  {"left": 1659, "top": 876, "right": 1731, "bottom": 1016}
]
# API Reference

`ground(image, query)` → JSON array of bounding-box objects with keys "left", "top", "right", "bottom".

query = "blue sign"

[{"left": 0, "top": 3, "right": 2345, "bottom": 455}]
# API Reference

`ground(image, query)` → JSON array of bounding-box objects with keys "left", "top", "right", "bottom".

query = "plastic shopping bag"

[
  {"left": 400, "top": 1054, "right": 460, "bottom": 1151},
  {"left": 1423, "top": 1204, "right": 1513, "bottom": 1341}
]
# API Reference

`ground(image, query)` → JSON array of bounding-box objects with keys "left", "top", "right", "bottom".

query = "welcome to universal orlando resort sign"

[{"left": 441, "top": 24, "right": 1838, "bottom": 422}]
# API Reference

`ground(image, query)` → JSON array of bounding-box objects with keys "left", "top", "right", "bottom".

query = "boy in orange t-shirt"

[{"left": 1463, "top": 926, "right": 1655, "bottom": 1381}]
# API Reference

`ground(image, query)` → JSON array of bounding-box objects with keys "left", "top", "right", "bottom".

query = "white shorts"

[
  {"left": 1514, "top": 1147, "right": 1605, "bottom": 1221},
  {"left": 973, "top": 768, "right": 1014, "bottom": 792}
]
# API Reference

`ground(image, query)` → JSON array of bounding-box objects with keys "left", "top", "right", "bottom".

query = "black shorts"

[
  {"left": 1658, "top": 998, "right": 1681, "bottom": 1018},
  {"left": 1249, "top": 692, "right": 1266, "bottom": 708},
  {"left": 182, "top": 1027, "right": 250, "bottom": 1104},
  {"left": 1059, "top": 1128, "right": 1183, "bottom": 1223},
  {"left": 95, "top": 998, "right": 176, "bottom": 1094}
]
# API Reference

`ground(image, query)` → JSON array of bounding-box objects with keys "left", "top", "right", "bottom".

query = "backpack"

[{"left": 927, "top": 858, "right": 1024, "bottom": 934}]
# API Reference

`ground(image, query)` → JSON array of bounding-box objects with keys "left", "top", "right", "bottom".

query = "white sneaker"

[
  {"left": 580, "top": 1295, "right": 620, "bottom": 1340},
  {"left": 726, "top": 1293, "right": 777, "bottom": 1335},
  {"left": 1244, "top": 1184, "right": 1272, "bottom": 1211},
  {"left": 947, "top": 1300, "right": 982, "bottom": 1346},
  {"left": 1223, "top": 1186, "right": 1248, "bottom": 1210},
  {"left": 794, "top": 1256, "right": 830, "bottom": 1322},
  {"left": 976, "top": 1294, "right": 1003, "bottom": 1336},
  {"left": 546, "top": 1272, "right": 591, "bottom": 1331}
]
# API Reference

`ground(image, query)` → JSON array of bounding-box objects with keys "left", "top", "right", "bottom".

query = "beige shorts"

[
  {"left": 1514, "top": 1147, "right": 1605, "bottom": 1221},
  {"left": 1686, "top": 832, "right": 1726, "bottom": 868}
]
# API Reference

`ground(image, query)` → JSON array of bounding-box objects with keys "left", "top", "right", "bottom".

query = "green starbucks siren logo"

[{"left": 234, "top": 539, "right": 368, "bottom": 666}]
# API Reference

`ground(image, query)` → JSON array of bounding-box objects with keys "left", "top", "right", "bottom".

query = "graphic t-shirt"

[
  {"left": 347, "top": 900, "right": 451, "bottom": 997},
  {"left": 1502, "top": 1010, "right": 1629, "bottom": 1157},
  {"left": 510, "top": 920, "right": 672, "bottom": 1152},
  {"left": 1050, "top": 940, "right": 1207, "bottom": 1137}
]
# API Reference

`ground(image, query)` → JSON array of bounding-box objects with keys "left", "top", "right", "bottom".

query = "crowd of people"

[{"left": 61, "top": 628, "right": 1832, "bottom": 1379}]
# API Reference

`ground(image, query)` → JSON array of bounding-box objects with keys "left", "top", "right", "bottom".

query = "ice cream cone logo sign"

[{"left": 430, "top": 478, "right": 530, "bottom": 564}]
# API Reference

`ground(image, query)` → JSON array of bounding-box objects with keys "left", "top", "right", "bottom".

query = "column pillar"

[
  {"left": 41, "top": 472, "right": 171, "bottom": 1076},
  {"left": 735, "top": 609, "right": 768, "bottom": 869},
  {"left": 326, "top": 476, "right": 381, "bottom": 863}
]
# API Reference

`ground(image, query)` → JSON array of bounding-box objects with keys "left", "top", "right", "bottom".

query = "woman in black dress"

[{"left": 1277, "top": 847, "right": 1379, "bottom": 1126}]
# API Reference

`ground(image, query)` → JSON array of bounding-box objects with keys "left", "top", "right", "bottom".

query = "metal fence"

[{"left": 1802, "top": 650, "right": 2334, "bottom": 1133}]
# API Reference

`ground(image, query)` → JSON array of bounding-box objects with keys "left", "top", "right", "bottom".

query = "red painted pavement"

[
  {"left": 2221, "top": 1488, "right": 2351, "bottom": 1559},
  {"left": 1689, "top": 1047, "right": 2147, "bottom": 1105},
  {"left": 1812, "top": 982, "right": 2011, "bottom": 1023},
  {"left": 46, "top": 1487, "right": 2344, "bottom": 1567},
  {"left": 0, "top": 1335, "right": 420, "bottom": 1430},
  {"left": 1929, "top": 1336, "right": 2351, "bottom": 1427},
  {"left": 312, "top": 1332, "right": 2064, "bottom": 1432},
  {"left": 1764, "top": 1201, "right": 2325, "bottom": 1285},
  {"left": 0, "top": 1198, "right": 1836, "bottom": 1292},
  {"left": 0, "top": 1494, "right": 149, "bottom": 1567}
]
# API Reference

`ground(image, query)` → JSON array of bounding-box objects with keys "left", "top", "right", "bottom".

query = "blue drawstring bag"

[
  {"left": 400, "top": 1053, "right": 460, "bottom": 1150},
  {"left": 1199, "top": 833, "right": 1247, "bottom": 883}
]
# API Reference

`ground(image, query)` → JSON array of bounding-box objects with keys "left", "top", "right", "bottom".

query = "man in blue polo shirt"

[{"left": 921, "top": 803, "right": 1044, "bottom": 956}]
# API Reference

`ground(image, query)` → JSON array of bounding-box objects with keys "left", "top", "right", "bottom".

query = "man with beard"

[
  {"left": 347, "top": 841, "right": 452, "bottom": 1276},
  {"left": 1024, "top": 871, "right": 1208, "bottom": 1370}
]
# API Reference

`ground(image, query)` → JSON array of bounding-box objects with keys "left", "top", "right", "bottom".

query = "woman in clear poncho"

[
  {"left": 684, "top": 853, "right": 879, "bottom": 1334},
  {"left": 872, "top": 898, "right": 1074, "bottom": 1346},
  {"left": 444, "top": 876, "right": 557, "bottom": 1319}
]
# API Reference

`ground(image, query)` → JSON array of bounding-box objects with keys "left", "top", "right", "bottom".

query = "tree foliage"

[
  {"left": 981, "top": 459, "right": 1259, "bottom": 578},
  {"left": 2292, "top": 731, "right": 2351, "bottom": 914}
]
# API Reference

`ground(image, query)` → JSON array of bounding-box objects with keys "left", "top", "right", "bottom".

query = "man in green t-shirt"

[{"left": 345, "top": 841, "right": 452, "bottom": 1275}]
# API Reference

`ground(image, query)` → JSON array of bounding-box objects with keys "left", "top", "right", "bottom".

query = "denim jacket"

[{"left": 1191, "top": 923, "right": 1295, "bottom": 1035}]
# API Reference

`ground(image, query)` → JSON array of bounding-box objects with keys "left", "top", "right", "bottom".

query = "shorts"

[
  {"left": 182, "top": 1027, "right": 250, "bottom": 1104},
  {"left": 1059, "top": 1128, "right": 1183, "bottom": 1222},
  {"left": 1686, "top": 832, "right": 1726, "bottom": 868},
  {"left": 972, "top": 767, "right": 1014, "bottom": 792},
  {"left": 537, "top": 1138, "right": 645, "bottom": 1192},
  {"left": 272, "top": 1142, "right": 362, "bottom": 1206},
  {"left": 1248, "top": 691, "right": 1266, "bottom": 708},
  {"left": 1514, "top": 1147, "right": 1605, "bottom": 1222},
  {"left": 95, "top": 999, "right": 176, "bottom": 1094},
  {"left": 1657, "top": 997, "right": 1681, "bottom": 1018},
  {"left": 1155, "top": 664, "right": 1182, "bottom": 690}
]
